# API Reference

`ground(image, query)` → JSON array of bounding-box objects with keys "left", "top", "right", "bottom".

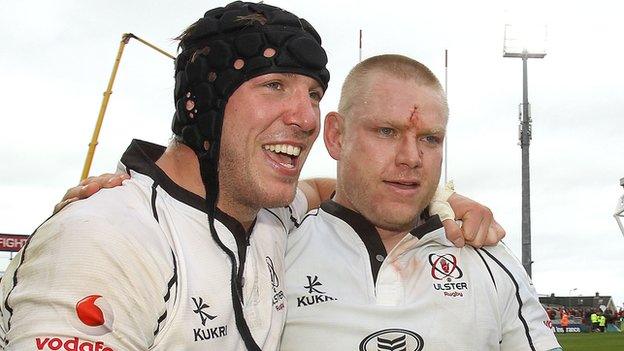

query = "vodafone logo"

[
  {"left": 71, "top": 295, "right": 114, "bottom": 336},
  {"left": 35, "top": 337, "right": 113, "bottom": 351}
]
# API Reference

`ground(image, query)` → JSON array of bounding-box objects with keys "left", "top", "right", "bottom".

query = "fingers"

[
  {"left": 443, "top": 219, "right": 465, "bottom": 247},
  {"left": 53, "top": 197, "right": 79, "bottom": 215},
  {"left": 484, "top": 220, "right": 506, "bottom": 245},
  {"left": 80, "top": 173, "right": 129, "bottom": 188},
  {"left": 80, "top": 181, "right": 104, "bottom": 198},
  {"left": 55, "top": 173, "right": 130, "bottom": 214},
  {"left": 457, "top": 210, "right": 481, "bottom": 243},
  {"left": 447, "top": 192, "right": 508, "bottom": 248},
  {"left": 464, "top": 214, "right": 506, "bottom": 248},
  {"left": 76, "top": 173, "right": 129, "bottom": 199},
  {"left": 104, "top": 173, "right": 130, "bottom": 188},
  {"left": 465, "top": 214, "right": 491, "bottom": 249}
]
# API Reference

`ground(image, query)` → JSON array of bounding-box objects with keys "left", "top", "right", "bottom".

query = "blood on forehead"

[{"left": 409, "top": 105, "right": 419, "bottom": 123}]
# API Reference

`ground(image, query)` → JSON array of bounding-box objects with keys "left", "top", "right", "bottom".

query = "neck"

[
  {"left": 155, "top": 141, "right": 257, "bottom": 231},
  {"left": 376, "top": 227, "right": 411, "bottom": 253},
  {"left": 333, "top": 190, "right": 422, "bottom": 253}
]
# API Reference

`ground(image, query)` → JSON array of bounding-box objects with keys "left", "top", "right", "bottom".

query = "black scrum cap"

[{"left": 172, "top": 0, "right": 329, "bottom": 210}]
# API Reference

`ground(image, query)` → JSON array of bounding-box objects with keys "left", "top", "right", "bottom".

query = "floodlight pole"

[
  {"left": 504, "top": 49, "right": 545, "bottom": 278},
  {"left": 520, "top": 51, "right": 532, "bottom": 279}
]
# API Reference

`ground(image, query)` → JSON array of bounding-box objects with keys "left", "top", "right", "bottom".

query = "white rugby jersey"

[
  {"left": 0, "top": 139, "right": 306, "bottom": 351},
  {"left": 282, "top": 201, "right": 561, "bottom": 351}
]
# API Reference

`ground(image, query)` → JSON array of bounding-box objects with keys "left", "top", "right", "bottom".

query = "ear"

[{"left": 323, "top": 111, "right": 344, "bottom": 161}]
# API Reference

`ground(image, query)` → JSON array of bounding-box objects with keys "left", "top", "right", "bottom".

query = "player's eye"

[
  {"left": 379, "top": 127, "right": 396, "bottom": 137},
  {"left": 265, "top": 81, "right": 283, "bottom": 90}
]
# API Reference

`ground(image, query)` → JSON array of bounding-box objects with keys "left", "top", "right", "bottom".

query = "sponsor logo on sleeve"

[
  {"left": 33, "top": 295, "right": 116, "bottom": 350},
  {"left": 72, "top": 295, "right": 115, "bottom": 336},
  {"left": 428, "top": 253, "right": 469, "bottom": 298},
  {"left": 359, "top": 328, "right": 424, "bottom": 351},
  {"left": 190, "top": 296, "right": 228, "bottom": 342},
  {"left": 296, "top": 275, "right": 337, "bottom": 307}
]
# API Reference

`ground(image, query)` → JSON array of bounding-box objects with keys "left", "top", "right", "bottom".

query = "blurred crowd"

[{"left": 543, "top": 305, "right": 624, "bottom": 332}]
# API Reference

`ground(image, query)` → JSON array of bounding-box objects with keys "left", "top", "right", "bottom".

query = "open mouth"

[{"left": 263, "top": 143, "right": 301, "bottom": 169}]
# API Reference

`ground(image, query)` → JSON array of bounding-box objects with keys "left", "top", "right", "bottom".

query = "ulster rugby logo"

[
  {"left": 266, "top": 256, "right": 286, "bottom": 311},
  {"left": 359, "top": 328, "right": 424, "bottom": 351},
  {"left": 71, "top": 295, "right": 115, "bottom": 336},
  {"left": 428, "top": 253, "right": 463, "bottom": 280},
  {"left": 429, "top": 253, "right": 469, "bottom": 298}
]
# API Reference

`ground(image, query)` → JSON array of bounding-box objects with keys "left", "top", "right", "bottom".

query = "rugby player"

[
  {"left": 282, "top": 54, "right": 561, "bottom": 350},
  {"left": 1, "top": 2, "right": 503, "bottom": 350}
]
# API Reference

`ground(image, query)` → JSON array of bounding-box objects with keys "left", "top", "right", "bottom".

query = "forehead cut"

[{"left": 338, "top": 54, "right": 448, "bottom": 119}]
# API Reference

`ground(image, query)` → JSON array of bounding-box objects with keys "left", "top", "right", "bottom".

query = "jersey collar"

[
  {"left": 120, "top": 139, "right": 252, "bottom": 240},
  {"left": 320, "top": 200, "right": 443, "bottom": 284}
]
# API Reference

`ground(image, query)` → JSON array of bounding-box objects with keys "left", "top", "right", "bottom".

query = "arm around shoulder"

[{"left": 298, "top": 178, "right": 335, "bottom": 211}]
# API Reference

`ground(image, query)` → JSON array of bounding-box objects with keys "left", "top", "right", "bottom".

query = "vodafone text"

[{"left": 35, "top": 337, "right": 113, "bottom": 351}]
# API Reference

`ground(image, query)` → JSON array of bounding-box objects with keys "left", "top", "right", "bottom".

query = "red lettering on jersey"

[{"left": 34, "top": 336, "right": 114, "bottom": 351}]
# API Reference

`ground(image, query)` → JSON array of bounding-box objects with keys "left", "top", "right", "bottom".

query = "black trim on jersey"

[
  {"left": 266, "top": 207, "right": 321, "bottom": 234},
  {"left": 153, "top": 310, "right": 167, "bottom": 336},
  {"left": 296, "top": 209, "right": 320, "bottom": 229},
  {"left": 164, "top": 250, "right": 178, "bottom": 303},
  {"left": 480, "top": 248, "right": 536, "bottom": 351},
  {"left": 284, "top": 206, "right": 320, "bottom": 229},
  {"left": 409, "top": 214, "right": 442, "bottom": 239},
  {"left": 321, "top": 201, "right": 387, "bottom": 284},
  {"left": 207, "top": 214, "right": 261, "bottom": 351},
  {"left": 154, "top": 249, "right": 178, "bottom": 339},
  {"left": 3, "top": 212, "right": 56, "bottom": 331},
  {"left": 476, "top": 249, "right": 497, "bottom": 290},
  {"left": 321, "top": 201, "right": 443, "bottom": 284},
  {"left": 151, "top": 182, "right": 159, "bottom": 222},
  {"left": 285, "top": 205, "right": 300, "bottom": 228},
  {"left": 122, "top": 140, "right": 260, "bottom": 350},
  {"left": 122, "top": 139, "right": 253, "bottom": 277},
  {"left": 236, "top": 219, "right": 255, "bottom": 297},
  {"left": 265, "top": 209, "right": 288, "bottom": 233}
]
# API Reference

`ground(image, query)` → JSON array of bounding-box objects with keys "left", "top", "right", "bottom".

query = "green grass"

[{"left": 556, "top": 332, "right": 624, "bottom": 351}]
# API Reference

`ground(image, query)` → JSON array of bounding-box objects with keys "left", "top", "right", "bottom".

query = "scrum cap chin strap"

[{"left": 171, "top": 2, "right": 329, "bottom": 349}]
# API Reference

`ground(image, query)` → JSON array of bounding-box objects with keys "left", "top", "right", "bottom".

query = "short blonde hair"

[{"left": 338, "top": 54, "right": 448, "bottom": 117}]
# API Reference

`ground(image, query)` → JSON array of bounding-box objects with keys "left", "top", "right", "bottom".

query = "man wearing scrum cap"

[
  {"left": 282, "top": 54, "right": 560, "bottom": 350},
  {"left": 0, "top": 2, "right": 503, "bottom": 350}
]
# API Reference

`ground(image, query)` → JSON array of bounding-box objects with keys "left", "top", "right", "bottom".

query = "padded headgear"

[
  {"left": 172, "top": 1, "right": 329, "bottom": 211},
  {"left": 173, "top": 1, "right": 329, "bottom": 161}
]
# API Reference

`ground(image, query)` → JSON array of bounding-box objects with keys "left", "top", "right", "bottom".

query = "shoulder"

[
  {"left": 285, "top": 207, "right": 331, "bottom": 256},
  {"left": 28, "top": 181, "right": 170, "bottom": 267},
  {"left": 55, "top": 179, "right": 158, "bottom": 237},
  {"left": 477, "top": 244, "right": 528, "bottom": 282},
  {"left": 264, "top": 187, "right": 310, "bottom": 232}
]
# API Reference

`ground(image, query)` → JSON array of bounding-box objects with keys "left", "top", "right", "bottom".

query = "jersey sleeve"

[
  {"left": 0, "top": 205, "right": 172, "bottom": 350},
  {"left": 482, "top": 244, "right": 561, "bottom": 351}
]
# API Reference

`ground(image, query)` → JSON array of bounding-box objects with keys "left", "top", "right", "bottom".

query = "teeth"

[{"left": 263, "top": 144, "right": 301, "bottom": 156}]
